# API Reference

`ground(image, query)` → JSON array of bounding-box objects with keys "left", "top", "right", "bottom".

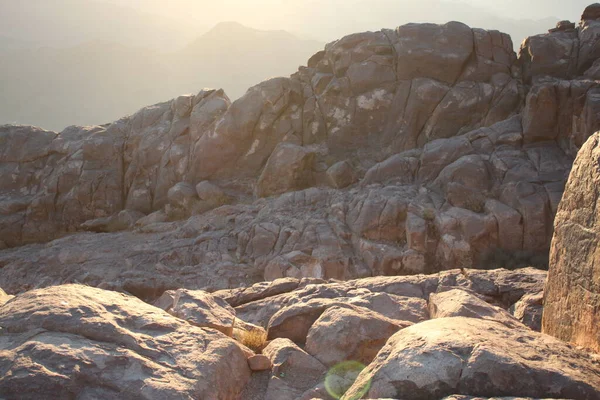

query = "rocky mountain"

[
  {"left": 1, "top": 3, "right": 600, "bottom": 400},
  {"left": 0, "top": 22, "right": 322, "bottom": 131}
]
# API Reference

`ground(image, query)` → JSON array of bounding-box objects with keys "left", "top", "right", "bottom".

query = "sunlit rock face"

[
  {"left": 2, "top": 9, "right": 600, "bottom": 294},
  {"left": 543, "top": 131, "right": 600, "bottom": 352},
  {"left": 0, "top": 284, "right": 251, "bottom": 399},
  {"left": 343, "top": 317, "right": 600, "bottom": 400},
  {"left": 3, "top": 267, "right": 598, "bottom": 399}
]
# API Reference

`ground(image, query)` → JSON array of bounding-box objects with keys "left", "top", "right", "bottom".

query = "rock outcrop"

[
  {"left": 0, "top": 284, "right": 251, "bottom": 399},
  {"left": 3, "top": 5, "right": 600, "bottom": 400},
  {"left": 3, "top": 10, "right": 600, "bottom": 294},
  {"left": 1, "top": 267, "right": 598, "bottom": 399},
  {"left": 543, "top": 131, "right": 600, "bottom": 352},
  {"left": 343, "top": 317, "right": 600, "bottom": 400}
]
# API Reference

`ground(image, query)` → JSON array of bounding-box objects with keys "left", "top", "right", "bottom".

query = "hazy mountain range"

[
  {"left": 0, "top": 21, "right": 322, "bottom": 130},
  {"left": 0, "top": 0, "right": 580, "bottom": 130}
]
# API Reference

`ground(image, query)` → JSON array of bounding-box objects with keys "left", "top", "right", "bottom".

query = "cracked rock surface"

[{"left": 2, "top": 13, "right": 600, "bottom": 294}]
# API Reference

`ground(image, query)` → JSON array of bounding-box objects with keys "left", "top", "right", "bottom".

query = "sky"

[
  {"left": 101, "top": 0, "right": 592, "bottom": 45},
  {"left": 113, "top": 0, "right": 588, "bottom": 30}
]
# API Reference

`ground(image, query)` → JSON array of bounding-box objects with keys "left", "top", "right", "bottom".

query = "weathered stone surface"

[
  {"left": 81, "top": 209, "right": 145, "bottom": 233},
  {"left": 267, "top": 298, "right": 358, "bottom": 343},
  {"left": 233, "top": 268, "right": 544, "bottom": 334},
  {"left": 305, "top": 305, "right": 411, "bottom": 367},
  {"left": 213, "top": 278, "right": 301, "bottom": 308},
  {"left": 543, "top": 132, "right": 600, "bottom": 352},
  {"left": 343, "top": 317, "right": 600, "bottom": 400},
  {"left": 429, "top": 288, "right": 525, "bottom": 329},
  {"left": 326, "top": 160, "right": 357, "bottom": 189},
  {"left": 262, "top": 338, "right": 327, "bottom": 400},
  {"left": 0, "top": 284, "right": 251, "bottom": 399},
  {"left": 519, "top": 31, "right": 578, "bottom": 83},
  {"left": 248, "top": 354, "right": 272, "bottom": 371},
  {"left": 511, "top": 291, "right": 544, "bottom": 331},
  {"left": 1, "top": 10, "right": 599, "bottom": 307},
  {"left": 167, "top": 182, "right": 200, "bottom": 218},
  {"left": 256, "top": 143, "right": 315, "bottom": 198},
  {"left": 169, "top": 289, "right": 236, "bottom": 336}
]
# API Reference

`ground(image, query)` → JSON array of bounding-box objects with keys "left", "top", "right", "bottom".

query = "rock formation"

[
  {"left": 2, "top": 4, "right": 600, "bottom": 400},
  {"left": 3, "top": 9, "right": 600, "bottom": 295},
  {"left": 543, "top": 130, "right": 600, "bottom": 352},
  {"left": 0, "top": 267, "right": 598, "bottom": 399}
]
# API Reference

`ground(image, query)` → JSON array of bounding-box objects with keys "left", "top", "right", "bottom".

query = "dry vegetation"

[{"left": 233, "top": 327, "right": 268, "bottom": 353}]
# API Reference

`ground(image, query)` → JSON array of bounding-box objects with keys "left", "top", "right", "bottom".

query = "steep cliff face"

[
  {"left": 542, "top": 131, "right": 600, "bottom": 352},
  {"left": 1, "top": 11, "right": 600, "bottom": 295}
]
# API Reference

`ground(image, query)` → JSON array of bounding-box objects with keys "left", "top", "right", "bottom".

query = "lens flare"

[{"left": 324, "top": 361, "right": 371, "bottom": 400}]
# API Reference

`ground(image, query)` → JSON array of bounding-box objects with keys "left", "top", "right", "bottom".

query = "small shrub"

[{"left": 234, "top": 327, "right": 267, "bottom": 353}]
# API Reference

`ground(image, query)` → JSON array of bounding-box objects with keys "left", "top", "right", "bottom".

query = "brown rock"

[
  {"left": 166, "top": 182, "right": 200, "bottom": 218},
  {"left": 429, "top": 288, "right": 526, "bottom": 329},
  {"left": 153, "top": 289, "right": 177, "bottom": 311},
  {"left": 343, "top": 317, "right": 600, "bottom": 400},
  {"left": 394, "top": 22, "right": 474, "bottom": 84},
  {"left": 169, "top": 289, "right": 236, "bottom": 336},
  {"left": 256, "top": 143, "right": 315, "bottom": 198},
  {"left": 267, "top": 298, "right": 353, "bottom": 343},
  {"left": 326, "top": 160, "right": 357, "bottom": 189},
  {"left": 305, "top": 305, "right": 410, "bottom": 367},
  {"left": 80, "top": 209, "right": 145, "bottom": 233},
  {"left": 248, "top": 354, "right": 272, "bottom": 371},
  {"left": 0, "top": 284, "right": 251, "bottom": 399},
  {"left": 212, "top": 278, "right": 300, "bottom": 308},
  {"left": 543, "top": 132, "right": 600, "bottom": 352},
  {"left": 262, "top": 338, "right": 327, "bottom": 400}
]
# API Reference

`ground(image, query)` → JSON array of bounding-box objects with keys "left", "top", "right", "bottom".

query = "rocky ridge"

[
  {"left": 3, "top": 9, "right": 600, "bottom": 295},
  {"left": 2, "top": 3, "right": 600, "bottom": 400}
]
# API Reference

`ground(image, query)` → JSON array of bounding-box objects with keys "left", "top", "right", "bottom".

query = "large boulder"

[
  {"left": 0, "top": 285, "right": 251, "bottom": 399},
  {"left": 543, "top": 132, "right": 600, "bottom": 352},
  {"left": 256, "top": 143, "right": 316, "bottom": 198},
  {"left": 164, "top": 289, "right": 237, "bottom": 336},
  {"left": 343, "top": 317, "right": 600, "bottom": 400},
  {"left": 262, "top": 338, "right": 327, "bottom": 400},
  {"left": 429, "top": 288, "right": 526, "bottom": 329},
  {"left": 304, "top": 305, "right": 410, "bottom": 367}
]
